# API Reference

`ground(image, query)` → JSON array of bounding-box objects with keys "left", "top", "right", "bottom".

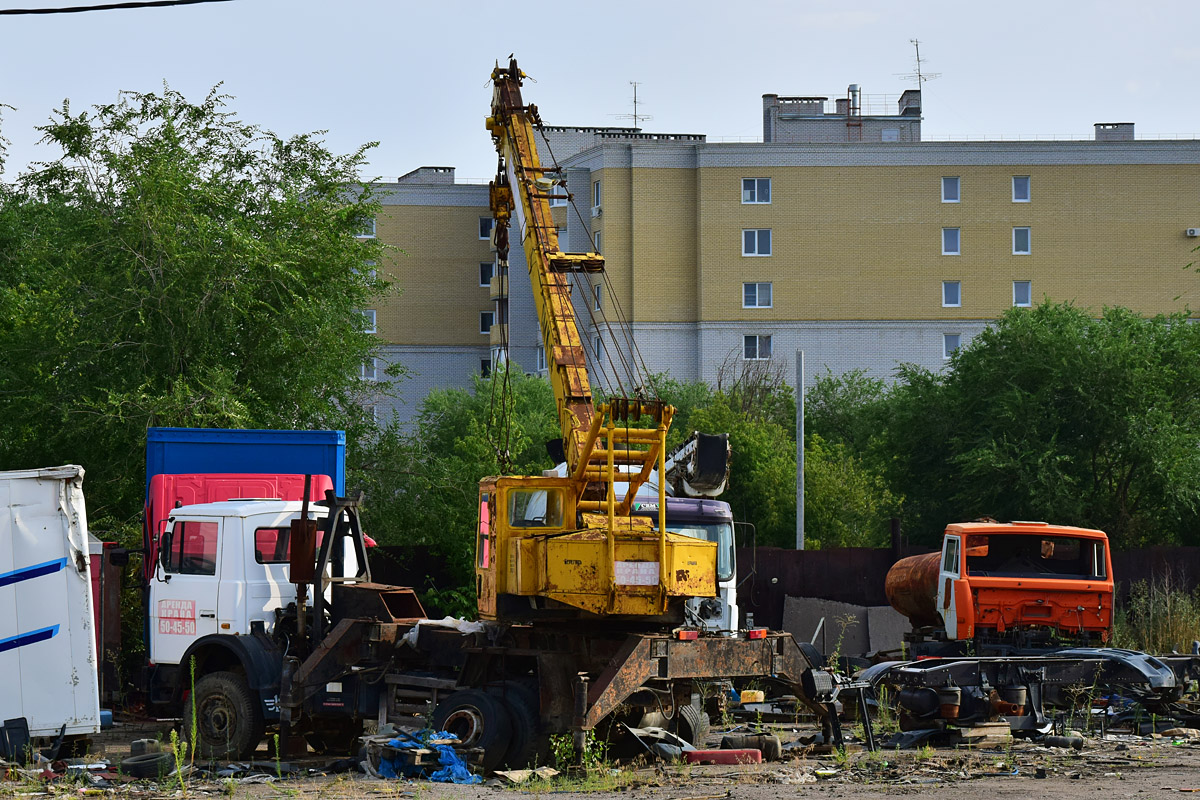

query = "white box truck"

[{"left": 0, "top": 466, "right": 101, "bottom": 741}]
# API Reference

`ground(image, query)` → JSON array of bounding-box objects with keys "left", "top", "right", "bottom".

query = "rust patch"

[{"left": 675, "top": 569, "right": 691, "bottom": 583}]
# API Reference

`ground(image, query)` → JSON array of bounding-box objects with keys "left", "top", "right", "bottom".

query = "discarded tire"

[
  {"left": 305, "top": 718, "right": 364, "bottom": 755},
  {"left": 432, "top": 688, "right": 512, "bottom": 773},
  {"left": 183, "top": 670, "right": 265, "bottom": 761},
  {"left": 120, "top": 751, "right": 174, "bottom": 779},
  {"left": 676, "top": 704, "right": 709, "bottom": 748}
]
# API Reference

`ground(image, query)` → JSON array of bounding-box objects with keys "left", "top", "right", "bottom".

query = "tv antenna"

[
  {"left": 614, "top": 81, "right": 653, "bottom": 129},
  {"left": 898, "top": 39, "right": 940, "bottom": 86}
]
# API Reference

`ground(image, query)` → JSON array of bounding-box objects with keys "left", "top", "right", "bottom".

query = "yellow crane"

[{"left": 475, "top": 58, "right": 717, "bottom": 621}]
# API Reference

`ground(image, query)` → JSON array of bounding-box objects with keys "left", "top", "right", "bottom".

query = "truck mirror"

[
  {"left": 289, "top": 519, "right": 318, "bottom": 584},
  {"left": 159, "top": 532, "right": 172, "bottom": 571},
  {"left": 108, "top": 548, "right": 130, "bottom": 567}
]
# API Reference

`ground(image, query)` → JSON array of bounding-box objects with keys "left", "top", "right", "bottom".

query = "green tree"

[
  {"left": 803, "top": 434, "right": 901, "bottom": 548},
  {"left": 878, "top": 302, "right": 1200, "bottom": 548},
  {"left": 354, "top": 365, "right": 560, "bottom": 593},
  {"left": 0, "top": 86, "right": 388, "bottom": 526}
]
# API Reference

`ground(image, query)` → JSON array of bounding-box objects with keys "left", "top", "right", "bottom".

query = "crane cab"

[{"left": 475, "top": 476, "right": 717, "bottom": 622}]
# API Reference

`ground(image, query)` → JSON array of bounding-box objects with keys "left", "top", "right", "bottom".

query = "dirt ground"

[{"left": 8, "top": 719, "right": 1200, "bottom": 799}]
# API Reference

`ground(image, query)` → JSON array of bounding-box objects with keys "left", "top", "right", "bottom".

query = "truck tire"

[
  {"left": 184, "top": 671, "right": 265, "bottom": 761},
  {"left": 676, "top": 704, "right": 709, "bottom": 748},
  {"left": 490, "top": 682, "right": 546, "bottom": 768},
  {"left": 432, "top": 689, "right": 512, "bottom": 773}
]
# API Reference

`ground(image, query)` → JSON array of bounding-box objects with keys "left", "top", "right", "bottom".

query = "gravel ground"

[{"left": 9, "top": 717, "right": 1192, "bottom": 799}]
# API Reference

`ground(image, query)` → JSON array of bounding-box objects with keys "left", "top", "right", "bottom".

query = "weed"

[
  {"left": 549, "top": 730, "right": 608, "bottom": 772},
  {"left": 915, "top": 743, "right": 934, "bottom": 761},
  {"left": 828, "top": 613, "right": 857, "bottom": 673},
  {"left": 1113, "top": 572, "right": 1200, "bottom": 654},
  {"left": 167, "top": 728, "right": 189, "bottom": 794}
]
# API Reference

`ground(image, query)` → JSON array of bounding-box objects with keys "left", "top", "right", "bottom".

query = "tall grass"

[{"left": 1112, "top": 571, "right": 1200, "bottom": 654}]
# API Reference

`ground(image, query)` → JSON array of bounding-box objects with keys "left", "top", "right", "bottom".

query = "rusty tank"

[{"left": 884, "top": 551, "right": 942, "bottom": 628}]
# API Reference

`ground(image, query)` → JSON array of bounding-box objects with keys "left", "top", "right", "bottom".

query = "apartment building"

[{"left": 369, "top": 88, "right": 1200, "bottom": 421}]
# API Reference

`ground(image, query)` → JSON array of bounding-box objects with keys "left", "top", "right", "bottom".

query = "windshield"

[
  {"left": 668, "top": 522, "right": 734, "bottom": 582},
  {"left": 964, "top": 534, "right": 1106, "bottom": 580}
]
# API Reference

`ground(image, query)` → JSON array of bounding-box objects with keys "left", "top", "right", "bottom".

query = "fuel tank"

[{"left": 884, "top": 551, "right": 942, "bottom": 628}]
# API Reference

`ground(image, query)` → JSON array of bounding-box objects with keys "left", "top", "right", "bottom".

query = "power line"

[{"left": 0, "top": 0, "right": 229, "bottom": 15}]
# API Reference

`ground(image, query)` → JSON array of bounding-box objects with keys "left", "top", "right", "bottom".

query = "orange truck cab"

[{"left": 886, "top": 521, "right": 1113, "bottom": 652}]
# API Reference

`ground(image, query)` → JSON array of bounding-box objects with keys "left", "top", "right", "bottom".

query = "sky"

[{"left": 1, "top": 0, "right": 1198, "bottom": 183}]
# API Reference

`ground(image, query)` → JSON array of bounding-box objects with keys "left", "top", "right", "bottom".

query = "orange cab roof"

[{"left": 945, "top": 521, "right": 1109, "bottom": 541}]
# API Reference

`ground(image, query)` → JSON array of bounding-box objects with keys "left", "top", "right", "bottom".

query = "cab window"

[
  {"left": 164, "top": 520, "right": 218, "bottom": 575},
  {"left": 942, "top": 536, "right": 960, "bottom": 577},
  {"left": 477, "top": 493, "right": 492, "bottom": 568},
  {"left": 255, "top": 527, "right": 291, "bottom": 564},
  {"left": 508, "top": 489, "right": 563, "bottom": 528}
]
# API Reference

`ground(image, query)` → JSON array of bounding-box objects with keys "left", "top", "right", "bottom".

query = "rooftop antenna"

[
  {"left": 613, "top": 81, "right": 653, "bottom": 129},
  {"left": 898, "top": 39, "right": 940, "bottom": 87}
]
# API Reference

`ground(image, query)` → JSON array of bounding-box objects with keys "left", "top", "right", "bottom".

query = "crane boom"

[{"left": 474, "top": 58, "right": 718, "bottom": 621}]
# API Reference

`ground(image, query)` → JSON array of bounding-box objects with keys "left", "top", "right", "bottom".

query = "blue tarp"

[{"left": 378, "top": 730, "right": 482, "bottom": 785}]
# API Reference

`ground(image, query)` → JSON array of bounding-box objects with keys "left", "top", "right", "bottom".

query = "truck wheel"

[
  {"left": 490, "top": 682, "right": 546, "bottom": 768},
  {"left": 432, "top": 689, "right": 512, "bottom": 773},
  {"left": 184, "top": 671, "right": 265, "bottom": 761},
  {"left": 676, "top": 704, "right": 709, "bottom": 748}
]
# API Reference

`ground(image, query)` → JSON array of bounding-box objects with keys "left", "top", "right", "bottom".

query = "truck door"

[
  {"left": 150, "top": 518, "right": 222, "bottom": 665},
  {"left": 936, "top": 535, "right": 961, "bottom": 640}
]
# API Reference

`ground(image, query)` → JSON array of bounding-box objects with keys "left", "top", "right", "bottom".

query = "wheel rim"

[
  {"left": 198, "top": 694, "right": 238, "bottom": 745},
  {"left": 441, "top": 706, "right": 485, "bottom": 747}
]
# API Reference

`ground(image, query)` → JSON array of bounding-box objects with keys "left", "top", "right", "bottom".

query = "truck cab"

[
  {"left": 150, "top": 500, "right": 348, "bottom": 666},
  {"left": 632, "top": 498, "right": 738, "bottom": 633}
]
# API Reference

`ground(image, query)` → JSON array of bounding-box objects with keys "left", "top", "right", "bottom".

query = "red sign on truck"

[{"left": 157, "top": 599, "right": 196, "bottom": 635}]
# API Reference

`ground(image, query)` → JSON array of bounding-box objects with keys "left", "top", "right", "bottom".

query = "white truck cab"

[{"left": 149, "top": 500, "right": 355, "bottom": 666}]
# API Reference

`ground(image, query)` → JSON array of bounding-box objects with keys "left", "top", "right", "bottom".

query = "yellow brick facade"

[
  {"left": 374, "top": 204, "right": 495, "bottom": 346},
  {"left": 585, "top": 164, "right": 1200, "bottom": 325}
]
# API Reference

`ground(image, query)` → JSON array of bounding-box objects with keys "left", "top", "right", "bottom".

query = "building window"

[
  {"left": 592, "top": 180, "right": 601, "bottom": 208},
  {"left": 742, "top": 178, "right": 771, "bottom": 204},
  {"left": 1013, "top": 227, "right": 1031, "bottom": 255},
  {"left": 881, "top": 128, "right": 899, "bottom": 142},
  {"left": 1013, "top": 280, "right": 1032, "bottom": 307},
  {"left": 743, "top": 282, "right": 772, "bottom": 308},
  {"left": 479, "top": 217, "right": 493, "bottom": 240},
  {"left": 359, "top": 358, "right": 378, "bottom": 381},
  {"left": 549, "top": 184, "right": 567, "bottom": 207},
  {"left": 942, "top": 227, "right": 961, "bottom": 255},
  {"left": 479, "top": 262, "right": 493, "bottom": 287},
  {"left": 593, "top": 232, "right": 601, "bottom": 253},
  {"left": 1012, "top": 176, "right": 1031, "bottom": 203},
  {"left": 360, "top": 309, "right": 377, "bottom": 333},
  {"left": 353, "top": 260, "right": 378, "bottom": 280},
  {"left": 594, "top": 284, "right": 602, "bottom": 311},
  {"left": 743, "top": 229, "right": 772, "bottom": 256},
  {"left": 942, "top": 281, "right": 961, "bottom": 307},
  {"left": 744, "top": 334, "right": 772, "bottom": 360},
  {"left": 594, "top": 336, "right": 603, "bottom": 358},
  {"left": 480, "top": 359, "right": 491, "bottom": 378},
  {"left": 480, "top": 311, "right": 494, "bottom": 334},
  {"left": 356, "top": 217, "right": 376, "bottom": 238},
  {"left": 942, "top": 177, "right": 960, "bottom": 203},
  {"left": 943, "top": 333, "right": 961, "bottom": 360},
  {"left": 536, "top": 345, "right": 546, "bottom": 371}
]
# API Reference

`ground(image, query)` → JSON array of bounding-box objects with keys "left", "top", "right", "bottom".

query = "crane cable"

[{"left": 537, "top": 126, "right": 657, "bottom": 403}]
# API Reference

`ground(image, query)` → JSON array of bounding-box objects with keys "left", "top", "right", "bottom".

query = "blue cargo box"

[{"left": 145, "top": 428, "right": 346, "bottom": 497}]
